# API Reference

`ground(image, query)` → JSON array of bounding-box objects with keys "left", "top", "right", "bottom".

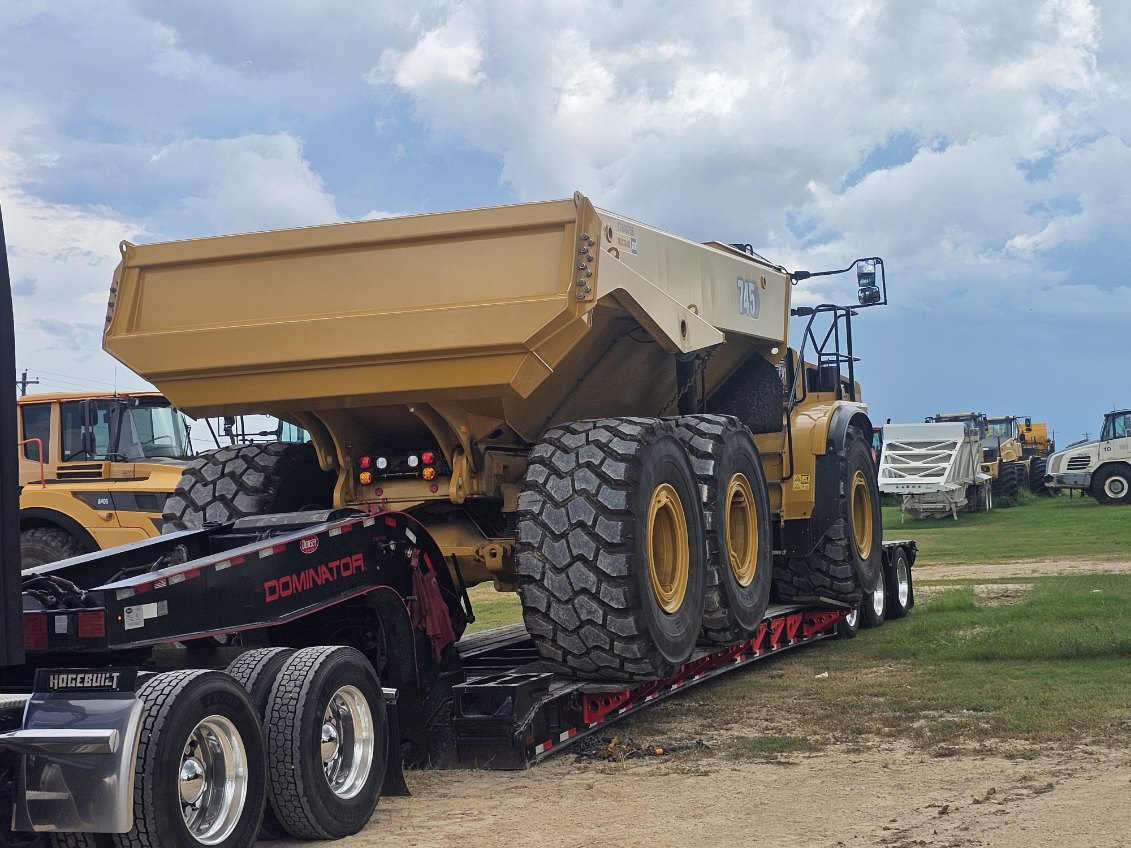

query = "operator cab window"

[
  {"left": 1103, "top": 413, "right": 1130, "bottom": 441},
  {"left": 20, "top": 403, "right": 50, "bottom": 463},
  {"left": 60, "top": 401, "right": 86, "bottom": 460},
  {"left": 60, "top": 400, "right": 113, "bottom": 460}
]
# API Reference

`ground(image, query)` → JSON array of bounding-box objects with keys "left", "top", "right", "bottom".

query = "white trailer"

[{"left": 878, "top": 422, "right": 990, "bottom": 519}]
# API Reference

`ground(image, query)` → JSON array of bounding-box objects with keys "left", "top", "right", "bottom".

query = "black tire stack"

[
  {"left": 514, "top": 417, "right": 709, "bottom": 680},
  {"left": 514, "top": 414, "right": 879, "bottom": 681},
  {"left": 162, "top": 442, "right": 333, "bottom": 532},
  {"left": 671, "top": 415, "right": 773, "bottom": 645}
]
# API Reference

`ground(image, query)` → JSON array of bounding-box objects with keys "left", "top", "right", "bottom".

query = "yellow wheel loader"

[{"left": 16, "top": 391, "right": 194, "bottom": 567}]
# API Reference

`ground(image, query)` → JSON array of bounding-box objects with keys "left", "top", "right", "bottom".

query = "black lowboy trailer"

[
  {"left": 0, "top": 502, "right": 916, "bottom": 846},
  {"left": 0, "top": 204, "right": 917, "bottom": 848}
]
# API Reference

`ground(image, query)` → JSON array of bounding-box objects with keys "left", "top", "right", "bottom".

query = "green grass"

[
  {"left": 620, "top": 574, "right": 1131, "bottom": 756},
  {"left": 884, "top": 493, "right": 1129, "bottom": 564},
  {"left": 464, "top": 583, "right": 522, "bottom": 633}
]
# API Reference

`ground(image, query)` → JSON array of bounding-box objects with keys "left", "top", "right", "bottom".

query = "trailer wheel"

[
  {"left": 884, "top": 546, "right": 913, "bottom": 619},
  {"left": 836, "top": 606, "right": 860, "bottom": 639},
  {"left": 226, "top": 648, "right": 296, "bottom": 842},
  {"left": 114, "top": 670, "right": 266, "bottom": 848},
  {"left": 773, "top": 427, "right": 881, "bottom": 607},
  {"left": 1092, "top": 464, "right": 1131, "bottom": 505},
  {"left": 19, "top": 526, "right": 90, "bottom": 568},
  {"left": 265, "top": 646, "right": 387, "bottom": 840},
  {"left": 859, "top": 570, "right": 886, "bottom": 628},
  {"left": 515, "top": 417, "right": 707, "bottom": 679},
  {"left": 226, "top": 648, "right": 297, "bottom": 718},
  {"left": 673, "top": 415, "right": 772, "bottom": 644},
  {"left": 162, "top": 442, "right": 334, "bottom": 532}
]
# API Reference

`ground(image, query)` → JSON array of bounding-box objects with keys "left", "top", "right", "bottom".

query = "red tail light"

[
  {"left": 359, "top": 456, "right": 372, "bottom": 469},
  {"left": 24, "top": 613, "right": 49, "bottom": 651},
  {"left": 422, "top": 451, "right": 435, "bottom": 465}
]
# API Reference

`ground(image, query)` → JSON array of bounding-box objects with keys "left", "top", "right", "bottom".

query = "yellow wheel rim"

[
  {"left": 646, "top": 483, "right": 690, "bottom": 614},
  {"left": 725, "top": 473, "right": 758, "bottom": 588},
  {"left": 850, "top": 469, "right": 874, "bottom": 559}
]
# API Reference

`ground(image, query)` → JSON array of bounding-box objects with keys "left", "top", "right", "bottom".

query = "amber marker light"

[
  {"left": 423, "top": 467, "right": 436, "bottom": 480},
  {"left": 359, "top": 471, "right": 373, "bottom": 485}
]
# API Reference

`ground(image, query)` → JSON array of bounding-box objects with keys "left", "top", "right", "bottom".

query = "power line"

[{"left": 16, "top": 370, "right": 39, "bottom": 396}]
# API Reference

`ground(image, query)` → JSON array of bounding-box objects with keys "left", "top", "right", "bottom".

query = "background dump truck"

[
  {"left": 0, "top": 196, "right": 917, "bottom": 848},
  {"left": 1045, "top": 408, "right": 1131, "bottom": 504},
  {"left": 16, "top": 390, "right": 195, "bottom": 567}
]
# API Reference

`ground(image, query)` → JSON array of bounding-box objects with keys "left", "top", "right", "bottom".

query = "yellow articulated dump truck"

[
  {"left": 103, "top": 193, "right": 888, "bottom": 680},
  {"left": 16, "top": 390, "right": 194, "bottom": 567}
]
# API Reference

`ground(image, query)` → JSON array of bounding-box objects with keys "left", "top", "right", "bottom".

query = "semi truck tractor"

[{"left": 0, "top": 195, "right": 917, "bottom": 848}]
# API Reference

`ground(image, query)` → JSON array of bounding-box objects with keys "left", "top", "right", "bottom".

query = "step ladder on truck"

[{"left": 0, "top": 195, "right": 916, "bottom": 847}]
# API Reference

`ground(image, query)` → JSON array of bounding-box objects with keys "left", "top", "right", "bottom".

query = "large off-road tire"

[
  {"left": 162, "top": 442, "right": 334, "bottom": 532},
  {"left": 114, "top": 670, "right": 267, "bottom": 848},
  {"left": 19, "top": 526, "right": 90, "bottom": 568},
  {"left": 265, "top": 646, "right": 387, "bottom": 840},
  {"left": 991, "top": 462, "right": 1022, "bottom": 499},
  {"left": 515, "top": 417, "right": 708, "bottom": 680},
  {"left": 773, "top": 427, "right": 882, "bottom": 607},
  {"left": 1092, "top": 464, "right": 1131, "bottom": 505},
  {"left": 1028, "top": 456, "right": 1049, "bottom": 495},
  {"left": 673, "top": 414, "right": 772, "bottom": 644}
]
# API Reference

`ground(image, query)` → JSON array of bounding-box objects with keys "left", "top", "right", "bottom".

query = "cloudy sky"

[{"left": 2, "top": 0, "right": 1128, "bottom": 449}]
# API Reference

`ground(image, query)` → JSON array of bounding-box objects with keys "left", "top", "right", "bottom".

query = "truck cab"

[
  {"left": 17, "top": 391, "right": 195, "bottom": 567},
  {"left": 1045, "top": 409, "right": 1131, "bottom": 504}
]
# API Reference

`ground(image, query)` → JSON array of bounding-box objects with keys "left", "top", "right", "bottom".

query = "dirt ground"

[{"left": 278, "top": 557, "right": 1131, "bottom": 848}]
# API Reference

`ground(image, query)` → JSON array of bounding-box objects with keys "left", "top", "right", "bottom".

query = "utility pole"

[{"left": 16, "top": 370, "right": 38, "bottom": 396}]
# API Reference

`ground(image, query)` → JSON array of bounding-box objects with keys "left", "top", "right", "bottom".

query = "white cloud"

[
  {"left": 376, "top": 6, "right": 484, "bottom": 90},
  {"left": 147, "top": 133, "right": 342, "bottom": 234},
  {"left": 3, "top": 0, "right": 1129, "bottom": 442}
]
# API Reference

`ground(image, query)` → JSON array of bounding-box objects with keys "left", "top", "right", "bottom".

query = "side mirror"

[{"left": 856, "top": 260, "right": 881, "bottom": 305}]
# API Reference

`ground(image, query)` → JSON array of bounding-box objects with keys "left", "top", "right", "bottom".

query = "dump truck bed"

[{"left": 104, "top": 194, "right": 790, "bottom": 427}]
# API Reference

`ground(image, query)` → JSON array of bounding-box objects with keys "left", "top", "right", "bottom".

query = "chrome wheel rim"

[
  {"left": 895, "top": 559, "right": 911, "bottom": 608},
  {"left": 870, "top": 580, "right": 885, "bottom": 618},
  {"left": 322, "top": 685, "right": 375, "bottom": 799},
  {"left": 179, "top": 715, "right": 248, "bottom": 845}
]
